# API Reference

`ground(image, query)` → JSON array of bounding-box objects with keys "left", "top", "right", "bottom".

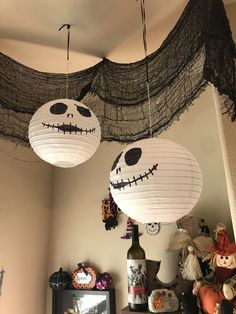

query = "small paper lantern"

[
  {"left": 109, "top": 138, "right": 203, "bottom": 224},
  {"left": 28, "top": 99, "right": 101, "bottom": 167}
]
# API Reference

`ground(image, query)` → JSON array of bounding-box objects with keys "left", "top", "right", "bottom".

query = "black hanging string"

[
  {"left": 140, "top": 0, "right": 153, "bottom": 138},
  {"left": 59, "top": 24, "right": 71, "bottom": 61},
  {"left": 59, "top": 24, "right": 71, "bottom": 98},
  {"left": 58, "top": 24, "right": 93, "bottom": 102}
]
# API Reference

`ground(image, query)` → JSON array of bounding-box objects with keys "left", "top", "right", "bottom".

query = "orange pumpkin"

[
  {"left": 71, "top": 263, "right": 96, "bottom": 289},
  {"left": 198, "top": 285, "right": 225, "bottom": 314}
]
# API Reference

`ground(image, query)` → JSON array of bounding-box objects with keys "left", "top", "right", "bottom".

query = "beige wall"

[{"left": 0, "top": 140, "right": 53, "bottom": 314}]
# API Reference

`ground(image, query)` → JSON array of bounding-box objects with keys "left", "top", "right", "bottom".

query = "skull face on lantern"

[
  {"left": 29, "top": 99, "right": 101, "bottom": 167},
  {"left": 109, "top": 138, "right": 202, "bottom": 224}
]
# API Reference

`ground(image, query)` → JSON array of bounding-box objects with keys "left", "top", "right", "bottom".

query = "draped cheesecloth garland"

[{"left": 0, "top": 0, "right": 235, "bottom": 146}]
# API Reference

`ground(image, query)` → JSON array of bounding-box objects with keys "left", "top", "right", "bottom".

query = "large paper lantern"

[
  {"left": 28, "top": 99, "right": 101, "bottom": 167},
  {"left": 109, "top": 138, "right": 203, "bottom": 223}
]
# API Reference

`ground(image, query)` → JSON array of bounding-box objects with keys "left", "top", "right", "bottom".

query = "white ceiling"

[
  {"left": 0, "top": 0, "right": 235, "bottom": 71},
  {"left": 0, "top": 0, "right": 186, "bottom": 56}
]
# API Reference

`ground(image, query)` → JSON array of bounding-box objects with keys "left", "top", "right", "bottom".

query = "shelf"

[{"left": 121, "top": 306, "right": 182, "bottom": 314}]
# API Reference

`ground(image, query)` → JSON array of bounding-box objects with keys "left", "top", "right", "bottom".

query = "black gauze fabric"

[{"left": 0, "top": 0, "right": 235, "bottom": 146}]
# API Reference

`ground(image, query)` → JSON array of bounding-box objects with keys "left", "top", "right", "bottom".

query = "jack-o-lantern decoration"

[
  {"left": 48, "top": 267, "right": 71, "bottom": 290},
  {"left": 28, "top": 99, "right": 101, "bottom": 168},
  {"left": 109, "top": 138, "right": 202, "bottom": 224},
  {"left": 71, "top": 263, "right": 97, "bottom": 289}
]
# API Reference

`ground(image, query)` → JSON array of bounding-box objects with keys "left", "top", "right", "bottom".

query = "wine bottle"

[{"left": 127, "top": 224, "right": 148, "bottom": 312}]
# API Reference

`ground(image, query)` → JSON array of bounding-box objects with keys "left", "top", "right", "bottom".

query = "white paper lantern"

[
  {"left": 28, "top": 99, "right": 101, "bottom": 167},
  {"left": 109, "top": 138, "right": 203, "bottom": 224}
]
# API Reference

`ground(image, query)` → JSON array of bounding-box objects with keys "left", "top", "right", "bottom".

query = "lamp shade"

[
  {"left": 28, "top": 99, "right": 101, "bottom": 167},
  {"left": 109, "top": 138, "right": 203, "bottom": 224}
]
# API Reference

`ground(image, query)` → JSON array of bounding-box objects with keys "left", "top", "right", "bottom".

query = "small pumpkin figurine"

[
  {"left": 71, "top": 262, "right": 97, "bottom": 289},
  {"left": 48, "top": 267, "right": 71, "bottom": 290},
  {"left": 95, "top": 272, "right": 112, "bottom": 290}
]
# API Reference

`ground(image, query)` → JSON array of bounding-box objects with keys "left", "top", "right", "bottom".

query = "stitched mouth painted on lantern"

[
  {"left": 110, "top": 163, "right": 158, "bottom": 190},
  {"left": 42, "top": 122, "right": 96, "bottom": 134}
]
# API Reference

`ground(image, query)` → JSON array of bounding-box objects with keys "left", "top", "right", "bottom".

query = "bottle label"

[{"left": 127, "top": 259, "right": 147, "bottom": 304}]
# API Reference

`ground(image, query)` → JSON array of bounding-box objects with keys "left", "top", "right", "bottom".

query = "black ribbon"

[{"left": 77, "top": 262, "right": 89, "bottom": 276}]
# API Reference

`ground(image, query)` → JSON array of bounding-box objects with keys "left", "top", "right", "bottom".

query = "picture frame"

[{"left": 52, "top": 288, "right": 116, "bottom": 314}]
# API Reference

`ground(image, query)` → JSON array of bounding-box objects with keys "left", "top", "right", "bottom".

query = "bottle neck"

[{"left": 132, "top": 224, "right": 140, "bottom": 243}]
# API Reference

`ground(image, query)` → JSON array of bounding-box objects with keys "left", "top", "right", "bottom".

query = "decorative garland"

[{"left": 0, "top": 0, "right": 235, "bottom": 146}]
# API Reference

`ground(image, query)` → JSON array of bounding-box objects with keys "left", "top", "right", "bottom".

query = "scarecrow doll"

[{"left": 192, "top": 223, "right": 236, "bottom": 314}]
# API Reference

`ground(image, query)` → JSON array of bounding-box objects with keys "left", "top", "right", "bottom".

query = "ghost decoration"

[
  {"left": 109, "top": 138, "right": 203, "bottom": 224},
  {"left": 28, "top": 99, "right": 101, "bottom": 167}
]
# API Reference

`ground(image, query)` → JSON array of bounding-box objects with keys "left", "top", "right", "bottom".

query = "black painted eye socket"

[
  {"left": 220, "top": 256, "right": 223, "bottom": 259},
  {"left": 76, "top": 105, "right": 91, "bottom": 117},
  {"left": 125, "top": 147, "right": 142, "bottom": 166},
  {"left": 111, "top": 152, "right": 122, "bottom": 171},
  {"left": 50, "top": 102, "right": 68, "bottom": 115},
  {"left": 226, "top": 256, "right": 229, "bottom": 260}
]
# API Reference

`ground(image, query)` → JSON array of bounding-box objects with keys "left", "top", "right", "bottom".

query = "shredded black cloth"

[{"left": 0, "top": 0, "right": 235, "bottom": 146}]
